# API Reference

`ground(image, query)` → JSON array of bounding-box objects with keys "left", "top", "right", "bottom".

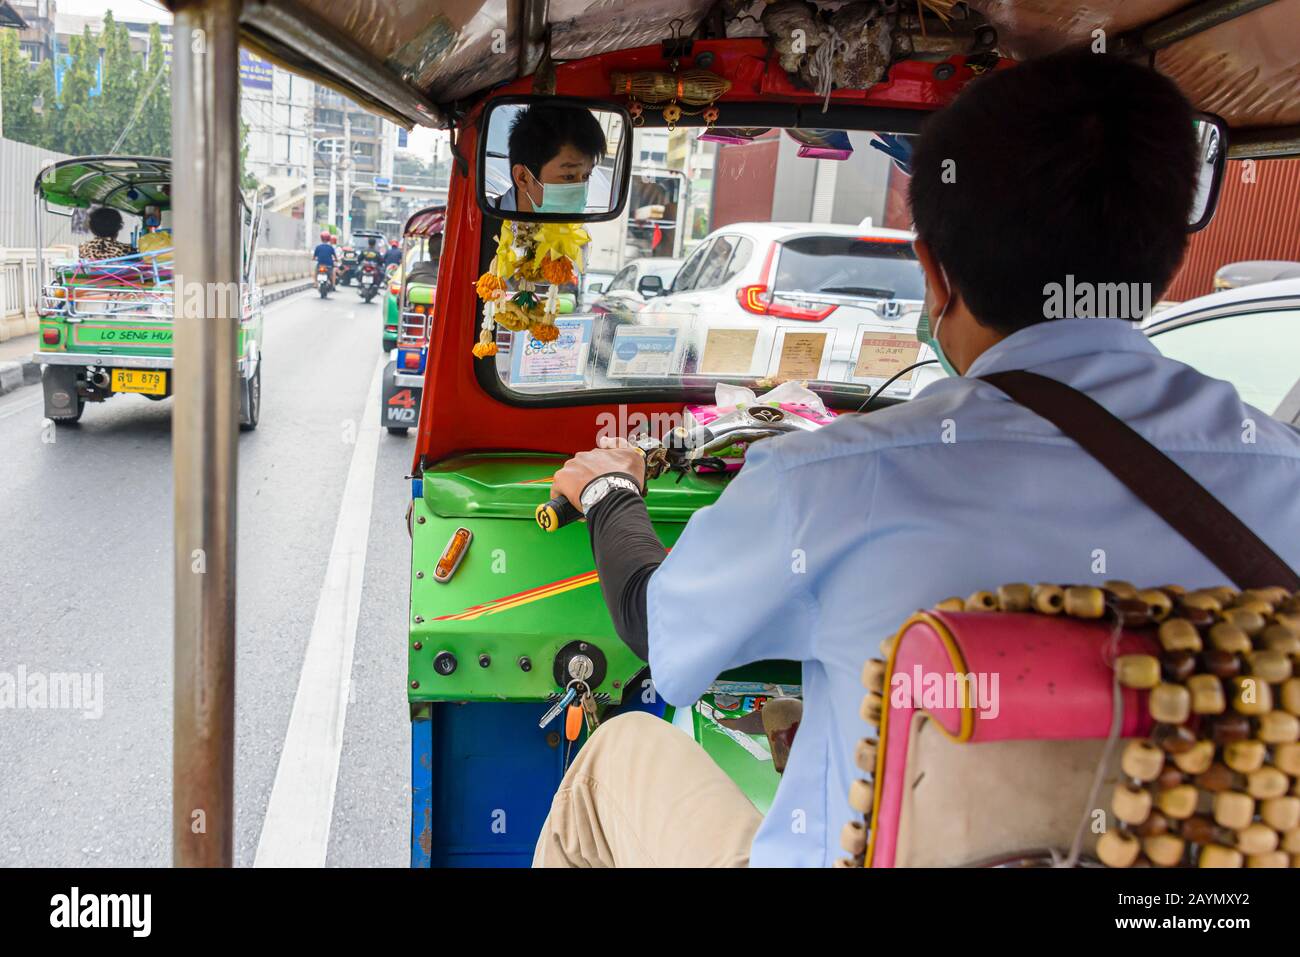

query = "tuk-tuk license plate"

[{"left": 111, "top": 369, "right": 166, "bottom": 395}]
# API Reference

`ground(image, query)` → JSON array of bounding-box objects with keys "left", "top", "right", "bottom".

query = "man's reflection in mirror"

[{"left": 498, "top": 105, "right": 607, "bottom": 214}]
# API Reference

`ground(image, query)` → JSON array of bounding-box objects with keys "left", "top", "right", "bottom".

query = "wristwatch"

[{"left": 579, "top": 474, "right": 641, "bottom": 513}]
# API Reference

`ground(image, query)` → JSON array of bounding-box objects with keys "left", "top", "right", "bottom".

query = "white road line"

[
  {"left": 254, "top": 355, "right": 387, "bottom": 867},
  {"left": 0, "top": 395, "right": 43, "bottom": 421}
]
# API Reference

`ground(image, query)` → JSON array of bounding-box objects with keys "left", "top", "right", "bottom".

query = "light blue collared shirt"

[{"left": 646, "top": 318, "right": 1300, "bottom": 867}]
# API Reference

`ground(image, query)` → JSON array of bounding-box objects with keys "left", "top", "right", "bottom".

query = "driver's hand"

[{"left": 551, "top": 436, "right": 646, "bottom": 512}]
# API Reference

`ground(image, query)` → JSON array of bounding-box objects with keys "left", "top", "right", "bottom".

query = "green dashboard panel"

[{"left": 407, "top": 453, "right": 730, "bottom": 704}]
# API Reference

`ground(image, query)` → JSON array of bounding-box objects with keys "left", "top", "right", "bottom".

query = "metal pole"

[
  {"left": 342, "top": 111, "right": 352, "bottom": 239},
  {"left": 327, "top": 155, "right": 337, "bottom": 229},
  {"left": 304, "top": 110, "right": 314, "bottom": 247},
  {"left": 172, "top": 0, "right": 241, "bottom": 868}
]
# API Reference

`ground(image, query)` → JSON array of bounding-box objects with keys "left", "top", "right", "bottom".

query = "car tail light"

[
  {"left": 735, "top": 284, "right": 836, "bottom": 321},
  {"left": 42, "top": 328, "right": 60, "bottom": 345},
  {"left": 389, "top": 281, "right": 401, "bottom": 295},
  {"left": 403, "top": 351, "right": 421, "bottom": 369}
]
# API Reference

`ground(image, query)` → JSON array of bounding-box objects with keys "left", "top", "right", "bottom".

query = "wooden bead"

[
  {"left": 1064, "top": 585, "right": 1106, "bottom": 618},
  {"left": 1159, "top": 618, "right": 1202, "bottom": 653},
  {"left": 1112, "top": 783, "right": 1154, "bottom": 825},
  {"left": 1234, "top": 822, "right": 1279, "bottom": 855},
  {"left": 1210, "top": 713, "right": 1251, "bottom": 745},
  {"left": 1104, "top": 580, "right": 1139, "bottom": 599},
  {"left": 1248, "top": 650, "right": 1293, "bottom": 684},
  {"left": 1208, "top": 622, "right": 1252, "bottom": 654},
  {"left": 860, "top": 692, "right": 883, "bottom": 725},
  {"left": 1213, "top": 791, "right": 1255, "bottom": 831},
  {"left": 1143, "top": 833, "right": 1185, "bottom": 867},
  {"left": 1161, "top": 651, "right": 1197, "bottom": 683},
  {"left": 860, "top": 658, "right": 886, "bottom": 692},
  {"left": 832, "top": 856, "right": 859, "bottom": 868},
  {"left": 1136, "top": 811, "right": 1170, "bottom": 837},
  {"left": 1198, "top": 844, "right": 1244, "bottom": 868},
  {"left": 1172, "top": 739, "right": 1215, "bottom": 775},
  {"left": 1247, "top": 767, "right": 1290, "bottom": 800},
  {"left": 854, "top": 738, "right": 878, "bottom": 774},
  {"left": 933, "top": 596, "right": 965, "bottom": 613},
  {"left": 964, "top": 590, "right": 997, "bottom": 612},
  {"left": 1181, "top": 591, "right": 1223, "bottom": 613},
  {"left": 1121, "top": 740, "right": 1165, "bottom": 782},
  {"left": 1195, "top": 762, "right": 1238, "bottom": 793},
  {"left": 1237, "top": 589, "right": 1278, "bottom": 608},
  {"left": 1153, "top": 723, "right": 1197, "bottom": 755},
  {"left": 1246, "top": 851, "right": 1289, "bottom": 868},
  {"left": 1252, "top": 587, "right": 1291, "bottom": 605},
  {"left": 1180, "top": 815, "right": 1220, "bottom": 845},
  {"left": 1159, "top": 584, "right": 1187, "bottom": 597},
  {"left": 1097, "top": 829, "right": 1141, "bottom": 868},
  {"left": 1231, "top": 676, "right": 1273, "bottom": 715},
  {"left": 1234, "top": 600, "right": 1275, "bottom": 619},
  {"left": 1203, "top": 648, "right": 1243, "bottom": 679},
  {"left": 1157, "top": 766, "right": 1186, "bottom": 791},
  {"left": 848, "top": 778, "right": 873, "bottom": 813},
  {"left": 1149, "top": 683, "right": 1192, "bottom": 725},
  {"left": 1182, "top": 606, "right": 1219, "bottom": 630},
  {"left": 1221, "top": 608, "right": 1267, "bottom": 637},
  {"left": 1273, "top": 611, "right": 1300, "bottom": 634},
  {"left": 879, "top": 635, "right": 897, "bottom": 657},
  {"left": 1258, "top": 710, "right": 1300, "bottom": 745},
  {"left": 996, "top": 583, "right": 1031, "bottom": 612},
  {"left": 840, "top": 820, "right": 867, "bottom": 855},
  {"left": 1031, "top": 583, "right": 1064, "bottom": 614},
  {"left": 1117, "top": 654, "right": 1161, "bottom": 690},
  {"left": 1224, "top": 739, "right": 1266, "bottom": 774},
  {"left": 1138, "top": 589, "right": 1174, "bottom": 622},
  {"left": 1157, "top": 784, "right": 1200, "bottom": 819},
  {"left": 1262, "top": 797, "right": 1300, "bottom": 832},
  {"left": 1111, "top": 597, "right": 1153, "bottom": 629},
  {"left": 1282, "top": 827, "right": 1300, "bottom": 854},
  {"left": 1205, "top": 586, "right": 1240, "bottom": 604},
  {"left": 1187, "top": 674, "right": 1226, "bottom": 715},
  {"left": 1274, "top": 742, "right": 1300, "bottom": 776},
  {"left": 1280, "top": 678, "right": 1300, "bottom": 716},
  {"left": 1262, "top": 625, "right": 1300, "bottom": 656}
]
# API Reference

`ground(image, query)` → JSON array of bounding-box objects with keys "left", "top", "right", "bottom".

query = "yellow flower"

[
  {"left": 475, "top": 272, "right": 506, "bottom": 301},
  {"left": 472, "top": 340, "right": 498, "bottom": 358},
  {"left": 532, "top": 223, "right": 590, "bottom": 271},
  {"left": 529, "top": 320, "right": 560, "bottom": 342}
]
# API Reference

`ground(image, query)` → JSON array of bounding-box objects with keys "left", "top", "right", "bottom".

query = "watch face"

[{"left": 580, "top": 479, "right": 608, "bottom": 510}]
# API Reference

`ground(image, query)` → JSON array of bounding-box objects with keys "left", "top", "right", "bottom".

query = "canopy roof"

[
  {"left": 35, "top": 157, "right": 173, "bottom": 214},
  {"left": 403, "top": 205, "right": 448, "bottom": 238}
]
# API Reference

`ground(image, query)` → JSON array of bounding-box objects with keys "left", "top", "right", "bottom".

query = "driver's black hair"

[
  {"left": 908, "top": 47, "right": 1198, "bottom": 334},
  {"left": 367, "top": 236, "right": 377, "bottom": 246},
  {"left": 88, "top": 206, "right": 124, "bottom": 238},
  {"left": 508, "top": 105, "right": 607, "bottom": 177}
]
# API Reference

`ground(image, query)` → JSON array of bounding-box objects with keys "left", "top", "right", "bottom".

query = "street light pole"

[{"left": 171, "top": 0, "right": 241, "bottom": 868}]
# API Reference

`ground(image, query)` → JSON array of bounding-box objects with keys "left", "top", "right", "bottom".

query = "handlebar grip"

[{"left": 536, "top": 495, "right": 583, "bottom": 532}]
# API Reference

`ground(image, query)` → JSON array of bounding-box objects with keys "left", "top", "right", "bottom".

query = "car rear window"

[{"left": 774, "top": 236, "right": 924, "bottom": 301}]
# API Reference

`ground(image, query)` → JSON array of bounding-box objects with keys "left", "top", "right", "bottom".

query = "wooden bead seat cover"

[{"left": 844, "top": 584, "right": 1300, "bottom": 869}]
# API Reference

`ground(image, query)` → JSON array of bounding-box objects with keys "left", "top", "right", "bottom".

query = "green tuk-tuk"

[
  {"left": 33, "top": 156, "right": 265, "bottom": 429},
  {"left": 380, "top": 204, "right": 445, "bottom": 433}
]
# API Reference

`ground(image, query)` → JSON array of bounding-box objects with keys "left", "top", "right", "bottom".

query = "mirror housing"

[
  {"left": 477, "top": 95, "right": 632, "bottom": 223},
  {"left": 637, "top": 274, "right": 664, "bottom": 297},
  {"left": 1188, "top": 113, "right": 1228, "bottom": 233}
]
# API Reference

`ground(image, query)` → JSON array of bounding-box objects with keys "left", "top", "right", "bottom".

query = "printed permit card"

[
  {"left": 607, "top": 326, "right": 679, "bottom": 377},
  {"left": 510, "top": 317, "right": 592, "bottom": 386},
  {"left": 700, "top": 327, "right": 760, "bottom": 375}
]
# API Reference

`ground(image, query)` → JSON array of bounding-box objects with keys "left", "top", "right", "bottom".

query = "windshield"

[{"left": 489, "top": 126, "right": 938, "bottom": 405}]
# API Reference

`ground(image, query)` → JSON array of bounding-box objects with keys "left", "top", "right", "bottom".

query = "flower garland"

[{"left": 473, "top": 220, "right": 589, "bottom": 358}]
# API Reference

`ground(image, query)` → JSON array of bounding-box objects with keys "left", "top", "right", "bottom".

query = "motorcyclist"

[
  {"left": 383, "top": 239, "right": 403, "bottom": 268},
  {"left": 313, "top": 231, "right": 337, "bottom": 284}
]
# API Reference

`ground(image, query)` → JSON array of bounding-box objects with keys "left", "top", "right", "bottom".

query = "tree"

[
  {"left": 0, "top": 29, "right": 41, "bottom": 144},
  {"left": 94, "top": 11, "right": 140, "bottom": 152}
]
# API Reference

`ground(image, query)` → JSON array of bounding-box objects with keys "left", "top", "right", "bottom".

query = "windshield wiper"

[{"left": 817, "top": 285, "right": 896, "bottom": 298}]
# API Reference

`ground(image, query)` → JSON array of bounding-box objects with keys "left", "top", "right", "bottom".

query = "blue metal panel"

[{"left": 411, "top": 702, "right": 574, "bottom": 868}]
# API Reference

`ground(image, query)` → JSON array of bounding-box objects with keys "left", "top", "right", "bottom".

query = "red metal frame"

[{"left": 413, "top": 40, "right": 1001, "bottom": 469}]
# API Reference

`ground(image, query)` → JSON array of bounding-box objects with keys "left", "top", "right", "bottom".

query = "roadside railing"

[{"left": 0, "top": 247, "right": 315, "bottom": 342}]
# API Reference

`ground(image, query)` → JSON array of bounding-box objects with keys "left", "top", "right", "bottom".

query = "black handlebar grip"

[{"left": 536, "top": 495, "right": 583, "bottom": 532}]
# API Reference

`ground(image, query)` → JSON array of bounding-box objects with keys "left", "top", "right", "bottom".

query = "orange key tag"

[{"left": 565, "top": 702, "right": 583, "bottom": 742}]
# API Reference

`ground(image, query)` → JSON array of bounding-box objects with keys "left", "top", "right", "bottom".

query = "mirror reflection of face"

[{"left": 512, "top": 143, "right": 597, "bottom": 213}]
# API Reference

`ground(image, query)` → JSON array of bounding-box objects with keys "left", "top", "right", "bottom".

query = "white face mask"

[{"left": 918, "top": 264, "right": 959, "bottom": 377}]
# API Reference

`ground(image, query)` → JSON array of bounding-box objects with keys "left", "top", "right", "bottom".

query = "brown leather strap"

[{"left": 981, "top": 370, "right": 1300, "bottom": 591}]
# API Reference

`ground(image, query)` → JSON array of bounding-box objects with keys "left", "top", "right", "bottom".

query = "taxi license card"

[{"left": 111, "top": 369, "right": 167, "bottom": 395}]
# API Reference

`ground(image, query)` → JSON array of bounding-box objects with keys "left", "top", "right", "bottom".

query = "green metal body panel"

[
  {"left": 382, "top": 284, "right": 399, "bottom": 349},
  {"left": 408, "top": 454, "right": 729, "bottom": 704},
  {"left": 407, "top": 282, "right": 435, "bottom": 306},
  {"left": 36, "top": 314, "right": 259, "bottom": 363}
]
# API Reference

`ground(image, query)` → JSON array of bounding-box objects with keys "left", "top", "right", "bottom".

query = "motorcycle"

[
  {"left": 358, "top": 261, "right": 381, "bottom": 303},
  {"left": 316, "top": 262, "right": 335, "bottom": 299}
]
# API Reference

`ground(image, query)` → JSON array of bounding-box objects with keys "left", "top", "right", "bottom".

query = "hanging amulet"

[
  {"left": 1064, "top": 585, "right": 1106, "bottom": 618},
  {"left": 1149, "top": 683, "right": 1192, "bottom": 725}
]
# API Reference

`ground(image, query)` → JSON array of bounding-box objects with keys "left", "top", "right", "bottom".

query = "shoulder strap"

[{"left": 980, "top": 369, "right": 1300, "bottom": 591}]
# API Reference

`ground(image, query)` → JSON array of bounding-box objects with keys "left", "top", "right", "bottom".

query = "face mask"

[
  {"left": 916, "top": 265, "right": 959, "bottom": 377},
  {"left": 525, "top": 173, "right": 589, "bottom": 215}
]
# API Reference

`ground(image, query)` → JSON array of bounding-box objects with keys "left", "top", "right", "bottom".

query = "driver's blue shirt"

[
  {"left": 645, "top": 317, "right": 1300, "bottom": 867},
  {"left": 313, "top": 242, "right": 336, "bottom": 265}
]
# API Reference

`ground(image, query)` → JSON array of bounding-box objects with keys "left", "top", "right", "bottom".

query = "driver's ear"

[
  {"left": 914, "top": 238, "right": 951, "bottom": 308},
  {"left": 510, "top": 163, "right": 532, "bottom": 190}
]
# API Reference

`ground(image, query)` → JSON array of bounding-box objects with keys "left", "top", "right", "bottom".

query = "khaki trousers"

[{"left": 533, "top": 711, "right": 763, "bottom": 867}]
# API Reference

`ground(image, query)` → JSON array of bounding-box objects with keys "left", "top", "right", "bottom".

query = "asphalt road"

[{"left": 0, "top": 289, "right": 414, "bottom": 867}]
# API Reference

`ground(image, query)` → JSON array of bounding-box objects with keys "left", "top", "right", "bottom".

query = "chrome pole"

[{"left": 172, "top": 0, "right": 241, "bottom": 868}]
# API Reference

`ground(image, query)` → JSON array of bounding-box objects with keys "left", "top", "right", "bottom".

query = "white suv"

[{"left": 636, "top": 222, "right": 935, "bottom": 397}]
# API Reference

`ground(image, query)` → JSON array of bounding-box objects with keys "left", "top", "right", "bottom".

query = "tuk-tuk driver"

[
  {"left": 79, "top": 206, "right": 135, "bottom": 261},
  {"left": 497, "top": 104, "right": 606, "bottom": 215},
  {"left": 534, "top": 47, "right": 1300, "bottom": 867}
]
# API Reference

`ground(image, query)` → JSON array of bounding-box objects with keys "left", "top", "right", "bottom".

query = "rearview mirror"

[
  {"left": 637, "top": 275, "right": 664, "bottom": 297},
  {"left": 1188, "top": 113, "right": 1228, "bottom": 233},
  {"left": 478, "top": 96, "right": 631, "bottom": 223}
]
